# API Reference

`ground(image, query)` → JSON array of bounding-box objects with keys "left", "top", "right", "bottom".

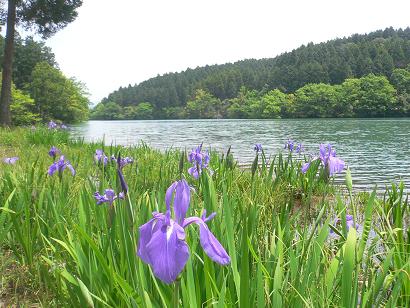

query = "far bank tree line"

[
  {"left": 95, "top": 27, "right": 410, "bottom": 119},
  {"left": 91, "top": 68, "right": 410, "bottom": 120}
]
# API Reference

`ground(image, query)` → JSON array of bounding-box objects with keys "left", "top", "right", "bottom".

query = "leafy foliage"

[
  {"left": 0, "top": 0, "right": 83, "bottom": 126},
  {"left": 27, "top": 62, "right": 89, "bottom": 123},
  {"left": 11, "top": 0, "right": 83, "bottom": 38},
  {"left": 0, "top": 35, "right": 57, "bottom": 89},
  {"left": 0, "top": 34, "right": 89, "bottom": 124},
  {"left": 0, "top": 74, "right": 40, "bottom": 125},
  {"left": 10, "top": 85, "right": 39, "bottom": 125}
]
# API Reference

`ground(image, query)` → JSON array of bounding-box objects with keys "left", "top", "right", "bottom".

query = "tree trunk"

[{"left": 0, "top": 0, "right": 16, "bottom": 126}]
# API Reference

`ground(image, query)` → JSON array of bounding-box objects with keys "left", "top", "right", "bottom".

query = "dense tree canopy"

[
  {"left": 0, "top": 35, "right": 57, "bottom": 88},
  {"left": 0, "top": 33, "right": 89, "bottom": 125},
  {"left": 0, "top": 0, "right": 83, "bottom": 125},
  {"left": 91, "top": 70, "right": 410, "bottom": 120},
  {"left": 95, "top": 27, "right": 410, "bottom": 120},
  {"left": 27, "top": 62, "right": 89, "bottom": 123},
  {"left": 10, "top": 87, "right": 38, "bottom": 125}
]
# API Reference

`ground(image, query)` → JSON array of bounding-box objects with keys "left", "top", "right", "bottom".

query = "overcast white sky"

[{"left": 40, "top": 0, "right": 410, "bottom": 104}]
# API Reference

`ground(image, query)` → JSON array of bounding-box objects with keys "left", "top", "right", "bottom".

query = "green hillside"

[{"left": 93, "top": 27, "right": 410, "bottom": 119}]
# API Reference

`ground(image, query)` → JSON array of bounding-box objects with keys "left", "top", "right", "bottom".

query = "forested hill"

[{"left": 94, "top": 27, "right": 410, "bottom": 119}]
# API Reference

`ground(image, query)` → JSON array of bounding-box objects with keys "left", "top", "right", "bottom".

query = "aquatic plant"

[
  {"left": 296, "top": 143, "right": 304, "bottom": 153},
  {"left": 254, "top": 143, "right": 262, "bottom": 153},
  {"left": 48, "top": 120, "right": 58, "bottom": 129},
  {"left": 188, "top": 144, "right": 210, "bottom": 179},
  {"left": 3, "top": 157, "right": 19, "bottom": 164},
  {"left": 284, "top": 139, "right": 294, "bottom": 151},
  {"left": 302, "top": 143, "right": 345, "bottom": 176},
  {"left": 94, "top": 189, "right": 124, "bottom": 205},
  {"left": 48, "top": 155, "right": 75, "bottom": 176},
  {"left": 330, "top": 214, "right": 361, "bottom": 235},
  {"left": 94, "top": 149, "right": 108, "bottom": 165},
  {"left": 48, "top": 146, "right": 60, "bottom": 159},
  {"left": 1, "top": 127, "right": 408, "bottom": 307},
  {"left": 118, "top": 156, "right": 133, "bottom": 169},
  {"left": 137, "top": 179, "right": 230, "bottom": 283},
  {"left": 285, "top": 139, "right": 304, "bottom": 153}
]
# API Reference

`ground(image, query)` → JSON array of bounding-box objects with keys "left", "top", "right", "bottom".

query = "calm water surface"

[{"left": 70, "top": 119, "right": 410, "bottom": 191}]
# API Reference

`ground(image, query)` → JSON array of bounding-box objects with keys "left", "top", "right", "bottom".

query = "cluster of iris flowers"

[
  {"left": 89, "top": 145, "right": 230, "bottom": 284},
  {"left": 284, "top": 139, "right": 304, "bottom": 153},
  {"left": 21, "top": 140, "right": 351, "bottom": 285},
  {"left": 48, "top": 155, "right": 76, "bottom": 176},
  {"left": 48, "top": 121, "right": 67, "bottom": 130},
  {"left": 94, "top": 189, "right": 124, "bottom": 205},
  {"left": 47, "top": 146, "right": 75, "bottom": 176},
  {"left": 302, "top": 143, "right": 345, "bottom": 176},
  {"left": 93, "top": 150, "right": 133, "bottom": 206},
  {"left": 94, "top": 149, "right": 109, "bottom": 165},
  {"left": 3, "top": 157, "right": 19, "bottom": 164},
  {"left": 187, "top": 144, "right": 211, "bottom": 179},
  {"left": 94, "top": 149, "right": 133, "bottom": 169}
]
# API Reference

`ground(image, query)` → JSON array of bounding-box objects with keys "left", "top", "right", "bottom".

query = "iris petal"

[
  {"left": 188, "top": 166, "right": 199, "bottom": 179},
  {"left": 327, "top": 156, "right": 345, "bottom": 176},
  {"left": 165, "top": 181, "right": 178, "bottom": 212},
  {"left": 183, "top": 217, "right": 230, "bottom": 265},
  {"left": 137, "top": 217, "right": 164, "bottom": 264},
  {"left": 145, "top": 221, "right": 189, "bottom": 284},
  {"left": 67, "top": 162, "right": 76, "bottom": 176},
  {"left": 174, "top": 180, "right": 190, "bottom": 224},
  {"left": 301, "top": 162, "right": 311, "bottom": 173},
  {"left": 48, "top": 162, "right": 57, "bottom": 176}
]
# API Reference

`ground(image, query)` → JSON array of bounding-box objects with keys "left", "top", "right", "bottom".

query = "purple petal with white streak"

[{"left": 145, "top": 220, "right": 189, "bottom": 284}]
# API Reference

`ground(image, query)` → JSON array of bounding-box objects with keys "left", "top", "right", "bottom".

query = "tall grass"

[{"left": 0, "top": 128, "right": 409, "bottom": 307}]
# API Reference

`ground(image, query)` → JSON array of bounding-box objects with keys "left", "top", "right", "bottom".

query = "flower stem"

[{"left": 173, "top": 278, "right": 180, "bottom": 308}]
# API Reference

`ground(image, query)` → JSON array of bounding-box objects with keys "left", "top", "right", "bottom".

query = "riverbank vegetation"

[
  {"left": 1, "top": 128, "right": 409, "bottom": 306},
  {"left": 92, "top": 27, "right": 410, "bottom": 120}
]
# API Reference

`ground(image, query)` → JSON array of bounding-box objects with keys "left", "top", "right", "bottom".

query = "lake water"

[{"left": 70, "top": 119, "right": 410, "bottom": 191}]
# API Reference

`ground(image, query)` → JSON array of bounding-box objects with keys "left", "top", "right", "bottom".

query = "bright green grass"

[{"left": 0, "top": 127, "right": 409, "bottom": 307}]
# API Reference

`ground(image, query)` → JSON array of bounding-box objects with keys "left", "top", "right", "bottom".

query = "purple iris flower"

[
  {"left": 296, "top": 143, "right": 304, "bottom": 154},
  {"left": 48, "top": 146, "right": 61, "bottom": 159},
  {"left": 284, "top": 139, "right": 294, "bottom": 151},
  {"left": 118, "top": 157, "right": 133, "bottom": 169},
  {"left": 3, "top": 157, "right": 19, "bottom": 164},
  {"left": 95, "top": 149, "right": 108, "bottom": 165},
  {"left": 188, "top": 145, "right": 210, "bottom": 179},
  {"left": 137, "top": 179, "right": 230, "bottom": 284},
  {"left": 48, "top": 121, "right": 58, "bottom": 129},
  {"left": 330, "top": 214, "right": 360, "bottom": 234},
  {"left": 48, "top": 155, "right": 76, "bottom": 176},
  {"left": 254, "top": 144, "right": 262, "bottom": 153},
  {"left": 301, "top": 144, "right": 345, "bottom": 176},
  {"left": 301, "top": 162, "right": 311, "bottom": 173},
  {"left": 94, "top": 189, "right": 125, "bottom": 205},
  {"left": 60, "top": 124, "right": 68, "bottom": 129}
]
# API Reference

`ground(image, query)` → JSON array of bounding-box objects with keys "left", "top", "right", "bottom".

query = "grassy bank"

[{"left": 0, "top": 127, "right": 409, "bottom": 307}]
